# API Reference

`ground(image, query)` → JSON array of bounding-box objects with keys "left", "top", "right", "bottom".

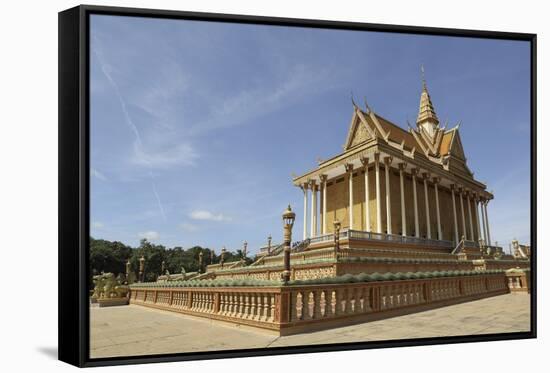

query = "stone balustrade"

[
  {"left": 308, "top": 229, "right": 454, "bottom": 249},
  {"left": 505, "top": 268, "right": 530, "bottom": 293},
  {"left": 130, "top": 272, "right": 509, "bottom": 335}
]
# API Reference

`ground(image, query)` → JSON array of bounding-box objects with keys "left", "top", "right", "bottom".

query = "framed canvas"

[{"left": 58, "top": 4, "right": 537, "bottom": 367}]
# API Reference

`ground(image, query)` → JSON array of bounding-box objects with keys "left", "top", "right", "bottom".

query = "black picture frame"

[{"left": 58, "top": 4, "right": 537, "bottom": 368}]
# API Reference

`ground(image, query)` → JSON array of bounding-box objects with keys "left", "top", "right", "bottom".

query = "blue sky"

[{"left": 90, "top": 15, "right": 531, "bottom": 254}]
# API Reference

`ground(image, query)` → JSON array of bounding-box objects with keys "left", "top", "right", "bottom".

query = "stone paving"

[{"left": 90, "top": 293, "right": 531, "bottom": 358}]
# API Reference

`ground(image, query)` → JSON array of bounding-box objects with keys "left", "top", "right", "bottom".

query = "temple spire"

[{"left": 416, "top": 66, "right": 439, "bottom": 137}]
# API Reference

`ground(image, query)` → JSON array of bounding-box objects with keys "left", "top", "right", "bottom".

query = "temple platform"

[{"left": 90, "top": 293, "right": 530, "bottom": 358}]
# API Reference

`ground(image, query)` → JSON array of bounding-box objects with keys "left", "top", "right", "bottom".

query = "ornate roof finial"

[
  {"left": 421, "top": 64, "right": 427, "bottom": 90},
  {"left": 350, "top": 91, "right": 358, "bottom": 108},
  {"left": 416, "top": 65, "right": 439, "bottom": 130}
]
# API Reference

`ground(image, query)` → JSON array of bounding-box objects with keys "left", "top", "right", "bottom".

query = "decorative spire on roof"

[{"left": 416, "top": 65, "right": 440, "bottom": 132}]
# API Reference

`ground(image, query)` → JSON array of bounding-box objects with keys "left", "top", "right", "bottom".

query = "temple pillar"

[
  {"left": 459, "top": 187, "right": 467, "bottom": 240},
  {"left": 451, "top": 184, "right": 459, "bottom": 243},
  {"left": 474, "top": 195, "right": 482, "bottom": 243},
  {"left": 320, "top": 175, "right": 328, "bottom": 235},
  {"left": 433, "top": 177, "right": 442, "bottom": 240},
  {"left": 398, "top": 163, "right": 407, "bottom": 237},
  {"left": 302, "top": 183, "right": 308, "bottom": 239},
  {"left": 345, "top": 163, "right": 354, "bottom": 230},
  {"left": 309, "top": 180, "right": 317, "bottom": 237},
  {"left": 384, "top": 157, "right": 393, "bottom": 235},
  {"left": 422, "top": 173, "right": 431, "bottom": 239},
  {"left": 466, "top": 191, "right": 474, "bottom": 242},
  {"left": 411, "top": 168, "right": 419, "bottom": 238},
  {"left": 484, "top": 200, "right": 492, "bottom": 245},
  {"left": 375, "top": 153, "right": 382, "bottom": 233},
  {"left": 360, "top": 157, "right": 370, "bottom": 232}
]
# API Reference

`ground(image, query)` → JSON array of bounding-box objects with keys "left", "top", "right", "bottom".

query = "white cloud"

[
  {"left": 91, "top": 168, "right": 107, "bottom": 181},
  {"left": 132, "top": 141, "right": 198, "bottom": 169},
  {"left": 92, "top": 221, "right": 104, "bottom": 229},
  {"left": 189, "top": 210, "right": 231, "bottom": 222},
  {"left": 180, "top": 222, "right": 198, "bottom": 232},
  {"left": 138, "top": 231, "right": 160, "bottom": 241}
]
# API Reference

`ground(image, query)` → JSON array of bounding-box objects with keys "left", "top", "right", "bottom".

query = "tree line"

[{"left": 89, "top": 237, "right": 249, "bottom": 286}]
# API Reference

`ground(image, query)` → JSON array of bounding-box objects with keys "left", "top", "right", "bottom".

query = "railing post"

[
  {"left": 277, "top": 291, "right": 290, "bottom": 323},
  {"left": 423, "top": 281, "right": 432, "bottom": 303},
  {"left": 169, "top": 290, "right": 173, "bottom": 305},
  {"left": 187, "top": 290, "right": 193, "bottom": 309},
  {"left": 213, "top": 292, "right": 220, "bottom": 313}
]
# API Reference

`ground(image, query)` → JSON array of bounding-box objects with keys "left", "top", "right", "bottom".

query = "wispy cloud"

[
  {"left": 187, "top": 64, "right": 335, "bottom": 136},
  {"left": 91, "top": 168, "right": 107, "bottom": 181},
  {"left": 189, "top": 210, "right": 232, "bottom": 222},
  {"left": 180, "top": 222, "right": 198, "bottom": 232},
  {"left": 92, "top": 221, "right": 104, "bottom": 229},
  {"left": 92, "top": 36, "right": 168, "bottom": 222},
  {"left": 132, "top": 142, "right": 198, "bottom": 169},
  {"left": 138, "top": 231, "right": 160, "bottom": 241}
]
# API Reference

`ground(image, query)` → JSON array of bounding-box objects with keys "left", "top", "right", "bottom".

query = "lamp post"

[
  {"left": 161, "top": 260, "right": 166, "bottom": 276},
  {"left": 220, "top": 247, "right": 226, "bottom": 268},
  {"left": 138, "top": 255, "right": 145, "bottom": 282},
  {"left": 125, "top": 259, "right": 131, "bottom": 284},
  {"left": 267, "top": 235, "right": 272, "bottom": 255},
  {"left": 333, "top": 220, "right": 341, "bottom": 258},
  {"left": 282, "top": 205, "right": 296, "bottom": 283},
  {"left": 198, "top": 251, "right": 204, "bottom": 273},
  {"left": 243, "top": 241, "right": 248, "bottom": 259},
  {"left": 210, "top": 249, "right": 215, "bottom": 264}
]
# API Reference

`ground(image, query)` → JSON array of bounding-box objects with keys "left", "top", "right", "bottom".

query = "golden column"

[
  {"left": 433, "top": 177, "right": 442, "bottom": 240},
  {"left": 458, "top": 187, "right": 467, "bottom": 240},
  {"left": 345, "top": 163, "right": 354, "bottom": 230},
  {"left": 301, "top": 183, "right": 308, "bottom": 240},
  {"left": 282, "top": 205, "right": 296, "bottom": 283},
  {"left": 473, "top": 194, "right": 482, "bottom": 243},
  {"left": 320, "top": 174, "right": 328, "bottom": 234},
  {"left": 360, "top": 157, "right": 371, "bottom": 232},
  {"left": 466, "top": 191, "right": 474, "bottom": 241},
  {"left": 309, "top": 180, "right": 317, "bottom": 237},
  {"left": 374, "top": 153, "right": 382, "bottom": 233},
  {"left": 450, "top": 184, "right": 459, "bottom": 243},
  {"left": 384, "top": 157, "right": 393, "bottom": 234},
  {"left": 422, "top": 173, "right": 431, "bottom": 239},
  {"left": 398, "top": 163, "right": 407, "bottom": 237},
  {"left": 411, "top": 168, "right": 420, "bottom": 238}
]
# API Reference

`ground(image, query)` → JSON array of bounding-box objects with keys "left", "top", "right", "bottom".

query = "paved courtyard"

[{"left": 90, "top": 293, "right": 531, "bottom": 358}]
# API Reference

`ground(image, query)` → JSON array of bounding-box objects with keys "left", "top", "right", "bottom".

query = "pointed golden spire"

[{"left": 416, "top": 66, "right": 439, "bottom": 127}]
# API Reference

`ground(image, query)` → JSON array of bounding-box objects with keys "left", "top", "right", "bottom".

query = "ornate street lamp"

[
  {"left": 210, "top": 249, "right": 215, "bottom": 264},
  {"left": 282, "top": 204, "right": 296, "bottom": 283},
  {"left": 243, "top": 241, "right": 248, "bottom": 259},
  {"left": 161, "top": 260, "right": 166, "bottom": 275},
  {"left": 220, "top": 247, "right": 226, "bottom": 268},
  {"left": 125, "top": 259, "right": 131, "bottom": 282},
  {"left": 333, "top": 220, "right": 341, "bottom": 258},
  {"left": 267, "top": 235, "right": 272, "bottom": 255},
  {"left": 198, "top": 252, "right": 204, "bottom": 273},
  {"left": 138, "top": 255, "right": 145, "bottom": 282}
]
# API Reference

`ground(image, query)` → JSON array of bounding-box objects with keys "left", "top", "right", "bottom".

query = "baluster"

[
  {"left": 313, "top": 291, "right": 322, "bottom": 319},
  {"left": 260, "top": 293, "right": 268, "bottom": 321},
  {"left": 380, "top": 286, "right": 387, "bottom": 310},
  {"left": 269, "top": 294, "right": 276, "bottom": 322},
  {"left": 324, "top": 290, "right": 333, "bottom": 317},
  {"left": 243, "top": 294, "right": 250, "bottom": 318},
  {"left": 249, "top": 293, "right": 257, "bottom": 319},
  {"left": 334, "top": 289, "right": 342, "bottom": 315},
  {"left": 320, "top": 291, "right": 327, "bottom": 317}
]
